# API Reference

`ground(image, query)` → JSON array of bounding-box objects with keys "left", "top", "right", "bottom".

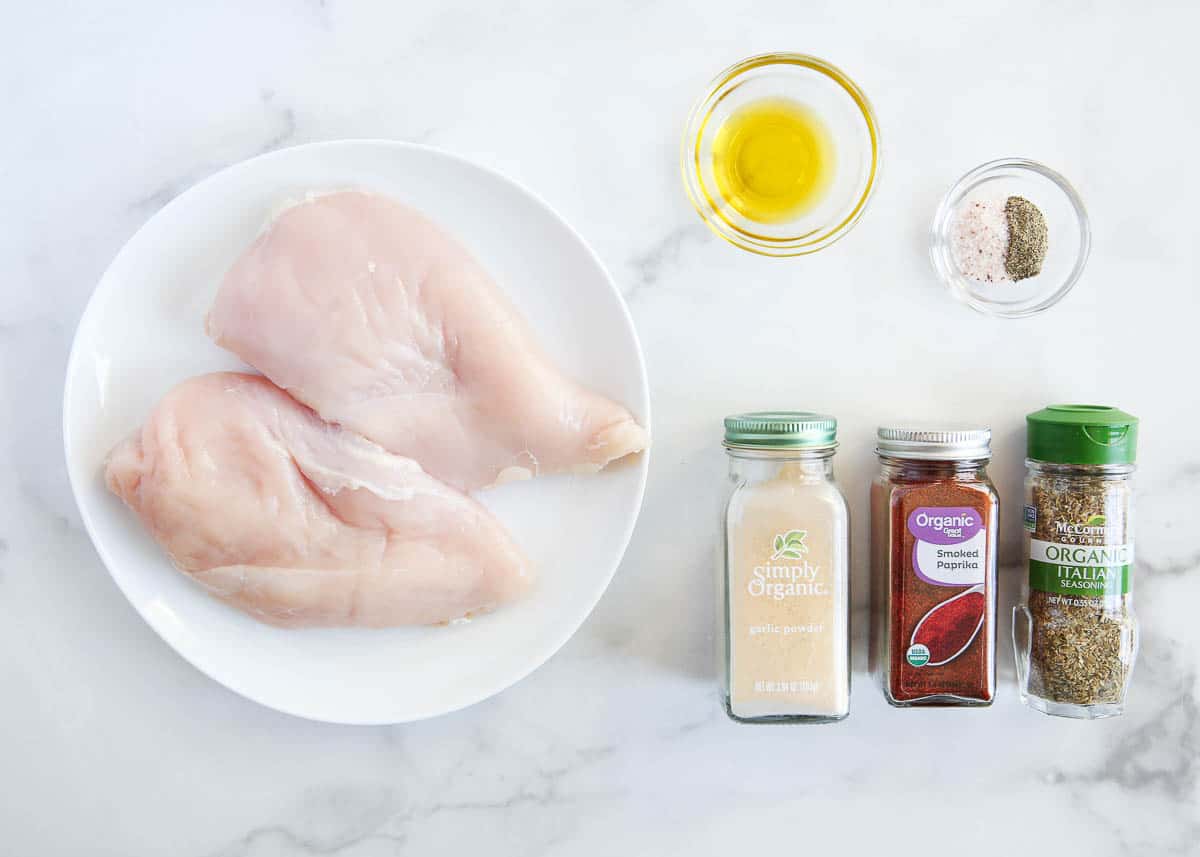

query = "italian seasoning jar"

[
  {"left": 870, "top": 426, "right": 998, "bottom": 706},
  {"left": 1014, "top": 405, "right": 1139, "bottom": 719},
  {"left": 721, "top": 413, "right": 850, "bottom": 724}
]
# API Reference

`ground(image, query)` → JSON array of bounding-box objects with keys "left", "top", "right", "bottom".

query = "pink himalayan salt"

[{"left": 951, "top": 198, "right": 1010, "bottom": 283}]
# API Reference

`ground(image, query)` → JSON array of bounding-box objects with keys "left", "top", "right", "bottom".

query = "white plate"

[{"left": 63, "top": 140, "right": 650, "bottom": 724}]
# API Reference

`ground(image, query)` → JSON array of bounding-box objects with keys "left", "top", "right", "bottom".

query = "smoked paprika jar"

[{"left": 869, "top": 426, "right": 998, "bottom": 706}]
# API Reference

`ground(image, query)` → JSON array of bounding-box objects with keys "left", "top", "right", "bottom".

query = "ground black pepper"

[{"left": 1003, "top": 195, "right": 1048, "bottom": 280}]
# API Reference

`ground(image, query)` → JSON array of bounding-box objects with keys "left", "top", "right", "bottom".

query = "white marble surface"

[{"left": 4, "top": 1, "right": 1199, "bottom": 853}]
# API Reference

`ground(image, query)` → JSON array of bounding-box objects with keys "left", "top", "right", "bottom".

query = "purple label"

[
  {"left": 907, "top": 507, "right": 982, "bottom": 545},
  {"left": 908, "top": 506, "right": 987, "bottom": 587}
]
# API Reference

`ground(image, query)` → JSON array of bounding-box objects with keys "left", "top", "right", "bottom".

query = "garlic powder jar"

[{"left": 721, "top": 412, "right": 850, "bottom": 723}]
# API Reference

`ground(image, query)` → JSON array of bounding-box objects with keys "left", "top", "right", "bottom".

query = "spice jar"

[
  {"left": 721, "top": 413, "right": 850, "bottom": 723},
  {"left": 1014, "top": 405, "right": 1139, "bottom": 719},
  {"left": 870, "top": 426, "right": 998, "bottom": 706}
]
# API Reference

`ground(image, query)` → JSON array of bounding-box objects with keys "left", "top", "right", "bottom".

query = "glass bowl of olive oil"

[{"left": 682, "top": 53, "right": 880, "bottom": 257}]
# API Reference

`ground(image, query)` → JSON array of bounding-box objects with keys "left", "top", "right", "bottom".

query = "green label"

[{"left": 1028, "top": 536, "right": 1133, "bottom": 597}]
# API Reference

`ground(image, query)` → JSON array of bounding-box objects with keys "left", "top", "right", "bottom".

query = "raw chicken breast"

[
  {"left": 105, "top": 373, "right": 532, "bottom": 628},
  {"left": 207, "top": 191, "right": 648, "bottom": 492}
]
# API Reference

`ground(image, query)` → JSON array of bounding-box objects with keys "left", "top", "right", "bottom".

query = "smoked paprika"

[
  {"left": 870, "top": 427, "right": 998, "bottom": 706},
  {"left": 912, "top": 588, "right": 985, "bottom": 665}
]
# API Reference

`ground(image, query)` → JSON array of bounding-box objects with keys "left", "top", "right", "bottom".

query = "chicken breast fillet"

[
  {"left": 105, "top": 373, "right": 532, "bottom": 628},
  {"left": 207, "top": 191, "right": 648, "bottom": 492}
]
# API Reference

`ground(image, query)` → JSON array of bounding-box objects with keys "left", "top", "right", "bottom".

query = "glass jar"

[
  {"left": 1014, "top": 405, "right": 1139, "bottom": 719},
  {"left": 870, "top": 426, "right": 998, "bottom": 706},
  {"left": 720, "top": 412, "right": 850, "bottom": 723}
]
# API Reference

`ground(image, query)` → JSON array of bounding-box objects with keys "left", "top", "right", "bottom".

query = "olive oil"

[{"left": 712, "top": 97, "right": 835, "bottom": 224}]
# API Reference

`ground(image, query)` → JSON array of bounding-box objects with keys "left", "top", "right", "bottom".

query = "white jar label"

[{"left": 907, "top": 506, "right": 986, "bottom": 587}]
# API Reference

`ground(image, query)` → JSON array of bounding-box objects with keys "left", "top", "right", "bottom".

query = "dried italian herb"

[{"left": 1026, "top": 474, "right": 1133, "bottom": 705}]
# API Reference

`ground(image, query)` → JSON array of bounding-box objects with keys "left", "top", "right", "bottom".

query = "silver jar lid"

[{"left": 876, "top": 425, "right": 992, "bottom": 461}]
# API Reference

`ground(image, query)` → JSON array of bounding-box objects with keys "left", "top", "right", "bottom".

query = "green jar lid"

[
  {"left": 1026, "top": 404, "right": 1138, "bottom": 465},
  {"left": 724, "top": 411, "right": 837, "bottom": 449}
]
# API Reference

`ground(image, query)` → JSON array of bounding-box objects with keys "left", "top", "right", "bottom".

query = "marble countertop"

[{"left": 4, "top": 1, "right": 1198, "bottom": 854}]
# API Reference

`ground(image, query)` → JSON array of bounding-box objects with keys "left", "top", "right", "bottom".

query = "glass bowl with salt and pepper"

[{"left": 930, "top": 159, "right": 1090, "bottom": 318}]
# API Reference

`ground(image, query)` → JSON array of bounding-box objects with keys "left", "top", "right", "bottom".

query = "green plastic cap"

[
  {"left": 724, "top": 412, "right": 837, "bottom": 449},
  {"left": 1026, "top": 404, "right": 1138, "bottom": 465}
]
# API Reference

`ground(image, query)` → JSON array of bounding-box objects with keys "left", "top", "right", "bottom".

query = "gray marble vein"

[
  {"left": 131, "top": 91, "right": 299, "bottom": 216},
  {"left": 626, "top": 224, "right": 711, "bottom": 298}
]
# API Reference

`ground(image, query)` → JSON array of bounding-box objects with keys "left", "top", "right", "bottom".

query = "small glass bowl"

[
  {"left": 930, "top": 159, "right": 1090, "bottom": 318},
  {"left": 681, "top": 53, "right": 880, "bottom": 257}
]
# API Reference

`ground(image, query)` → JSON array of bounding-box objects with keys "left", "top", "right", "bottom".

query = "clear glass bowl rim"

[{"left": 681, "top": 52, "right": 881, "bottom": 258}]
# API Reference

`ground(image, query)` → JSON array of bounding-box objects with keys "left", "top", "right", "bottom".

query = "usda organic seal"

[{"left": 906, "top": 643, "right": 931, "bottom": 667}]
